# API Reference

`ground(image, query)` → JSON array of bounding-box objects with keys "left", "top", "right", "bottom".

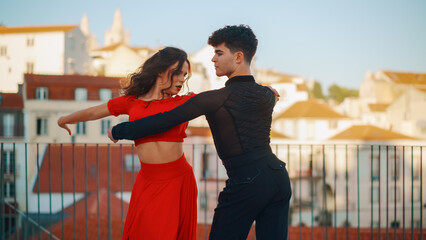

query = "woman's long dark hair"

[{"left": 123, "top": 47, "right": 191, "bottom": 98}]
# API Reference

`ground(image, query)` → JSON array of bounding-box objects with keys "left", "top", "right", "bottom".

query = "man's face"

[{"left": 211, "top": 43, "right": 237, "bottom": 77}]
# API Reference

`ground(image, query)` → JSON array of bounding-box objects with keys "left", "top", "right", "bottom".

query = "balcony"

[{"left": 0, "top": 142, "right": 425, "bottom": 239}]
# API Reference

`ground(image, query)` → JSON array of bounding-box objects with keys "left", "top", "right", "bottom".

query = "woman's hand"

[
  {"left": 57, "top": 116, "right": 75, "bottom": 136},
  {"left": 266, "top": 86, "right": 280, "bottom": 105},
  {"left": 108, "top": 127, "right": 118, "bottom": 143}
]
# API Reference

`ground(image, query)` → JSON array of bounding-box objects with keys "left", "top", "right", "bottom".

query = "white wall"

[{"left": 0, "top": 28, "right": 90, "bottom": 93}]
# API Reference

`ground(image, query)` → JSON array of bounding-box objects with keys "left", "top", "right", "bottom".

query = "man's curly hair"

[{"left": 208, "top": 24, "right": 258, "bottom": 64}]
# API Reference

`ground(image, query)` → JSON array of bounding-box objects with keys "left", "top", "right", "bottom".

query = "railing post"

[
  {"left": 322, "top": 144, "right": 328, "bottom": 240},
  {"left": 357, "top": 145, "right": 360, "bottom": 240},
  {"left": 420, "top": 146, "right": 423, "bottom": 240},
  {"left": 411, "top": 146, "right": 413, "bottom": 240},
  {"left": 204, "top": 144, "right": 208, "bottom": 240},
  {"left": 1, "top": 143, "right": 5, "bottom": 240},
  {"left": 310, "top": 144, "right": 314, "bottom": 240},
  {"left": 25, "top": 143, "right": 29, "bottom": 240},
  {"left": 345, "top": 144, "right": 348, "bottom": 240},
  {"left": 107, "top": 144, "right": 112, "bottom": 240},
  {"left": 120, "top": 144, "right": 124, "bottom": 238},
  {"left": 403, "top": 146, "right": 405, "bottom": 240},
  {"left": 386, "top": 145, "right": 389, "bottom": 240},
  {"left": 60, "top": 144, "right": 64, "bottom": 240},
  {"left": 394, "top": 146, "right": 397, "bottom": 240},
  {"left": 85, "top": 144, "right": 89, "bottom": 240},
  {"left": 72, "top": 143, "right": 76, "bottom": 240},
  {"left": 36, "top": 143, "right": 41, "bottom": 239},
  {"left": 48, "top": 143, "right": 53, "bottom": 239},
  {"left": 96, "top": 144, "right": 100, "bottom": 240},
  {"left": 370, "top": 145, "right": 374, "bottom": 240},
  {"left": 333, "top": 145, "right": 337, "bottom": 240},
  {"left": 12, "top": 143, "right": 17, "bottom": 240},
  {"left": 378, "top": 145, "right": 381, "bottom": 240}
]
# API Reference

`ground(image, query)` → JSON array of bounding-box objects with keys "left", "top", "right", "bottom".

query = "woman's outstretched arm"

[{"left": 58, "top": 103, "right": 111, "bottom": 135}]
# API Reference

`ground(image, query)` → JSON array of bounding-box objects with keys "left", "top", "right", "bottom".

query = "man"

[{"left": 109, "top": 25, "right": 291, "bottom": 240}]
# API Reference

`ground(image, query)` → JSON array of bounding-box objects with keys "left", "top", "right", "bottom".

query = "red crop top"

[{"left": 107, "top": 93, "right": 196, "bottom": 146}]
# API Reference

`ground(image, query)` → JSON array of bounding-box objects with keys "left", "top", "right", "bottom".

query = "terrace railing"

[{"left": 0, "top": 142, "right": 425, "bottom": 240}]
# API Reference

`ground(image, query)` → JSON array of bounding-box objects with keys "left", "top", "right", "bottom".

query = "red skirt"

[{"left": 122, "top": 154, "right": 198, "bottom": 240}]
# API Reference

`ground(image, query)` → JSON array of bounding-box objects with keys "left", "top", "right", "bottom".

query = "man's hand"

[
  {"left": 266, "top": 86, "right": 280, "bottom": 105},
  {"left": 108, "top": 127, "right": 118, "bottom": 143}
]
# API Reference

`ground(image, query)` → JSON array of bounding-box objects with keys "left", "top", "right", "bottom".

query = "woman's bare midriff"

[{"left": 136, "top": 141, "right": 184, "bottom": 164}]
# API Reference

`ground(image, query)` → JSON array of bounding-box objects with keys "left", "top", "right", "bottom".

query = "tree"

[
  {"left": 328, "top": 84, "right": 358, "bottom": 103},
  {"left": 310, "top": 81, "right": 325, "bottom": 99}
]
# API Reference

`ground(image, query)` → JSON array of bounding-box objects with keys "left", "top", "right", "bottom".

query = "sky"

[{"left": 1, "top": 0, "right": 425, "bottom": 91}]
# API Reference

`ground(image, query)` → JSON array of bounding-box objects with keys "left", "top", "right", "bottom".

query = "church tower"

[
  {"left": 104, "top": 8, "right": 131, "bottom": 46},
  {"left": 80, "top": 13, "right": 99, "bottom": 50}
]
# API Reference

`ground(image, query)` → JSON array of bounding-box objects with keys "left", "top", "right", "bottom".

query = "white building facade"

[{"left": 0, "top": 25, "right": 91, "bottom": 93}]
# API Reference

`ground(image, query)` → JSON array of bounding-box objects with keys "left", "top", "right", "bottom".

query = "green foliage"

[
  {"left": 309, "top": 81, "right": 325, "bottom": 99},
  {"left": 309, "top": 81, "right": 358, "bottom": 102},
  {"left": 327, "top": 84, "right": 358, "bottom": 103}
]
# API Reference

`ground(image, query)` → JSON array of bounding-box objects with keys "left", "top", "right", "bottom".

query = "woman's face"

[{"left": 161, "top": 61, "right": 189, "bottom": 96}]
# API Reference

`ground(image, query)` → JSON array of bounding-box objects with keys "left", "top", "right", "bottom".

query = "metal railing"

[{"left": 0, "top": 142, "right": 425, "bottom": 240}]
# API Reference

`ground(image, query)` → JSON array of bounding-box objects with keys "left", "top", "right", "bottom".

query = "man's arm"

[{"left": 111, "top": 90, "right": 222, "bottom": 141}]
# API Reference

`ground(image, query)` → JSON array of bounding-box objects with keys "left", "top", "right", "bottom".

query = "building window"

[
  {"left": 371, "top": 154, "right": 379, "bottom": 181},
  {"left": 411, "top": 154, "right": 420, "bottom": 180},
  {"left": 36, "top": 118, "right": 48, "bottom": 135},
  {"left": 3, "top": 114, "right": 15, "bottom": 137},
  {"left": 125, "top": 154, "right": 141, "bottom": 171},
  {"left": 279, "top": 89, "right": 287, "bottom": 100},
  {"left": 389, "top": 186, "right": 400, "bottom": 203},
  {"left": 26, "top": 62, "right": 34, "bottom": 73},
  {"left": 27, "top": 37, "right": 34, "bottom": 47},
  {"left": 67, "top": 58, "right": 75, "bottom": 74},
  {"left": 328, "top": 120, "right": 337, "bottom": 129},
  {"left": 74, "top": 88, "right": 88, "bottom": 101},
  {"left": 76, "top": 122, "right": 86, "bottom": 135},
  {"left": 99, "top": 89, "right": 112, "bottom": 101},
  {"left": 371, "top": 186, "right": 380, "bottom": 203},
  {"left": 35, "top": 87, "right": 48, "bottom": 100},
  {"left": 0, "top": 46, "right": 7, "bottom": 56},
  {"left": 3, "top": 182, "right": 15, "bottom": 198},
  {"left": 69, "top": 37, "right": 75, "bottom": 50},
  {"left": 101, "top": 119, "right": 111, "bottom": 135},
  {"left": 2, "top": 151, "right": 15, "bottom": 174},
  {"left": 390, "top": 151, "right": 401, "bottom": 180}
]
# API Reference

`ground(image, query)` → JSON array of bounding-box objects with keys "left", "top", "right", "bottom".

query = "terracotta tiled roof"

[
  {"left": 25, "top": 74, "right": 121, "bottom": 88},
  {"left": 296, "top": 83, "right": 307, "bottom": 92},
  {"left": 258, "top": 69, "right": 300, "bottom": 84},
  {"left": 270, "top": 130, "right": 290, "bottom": 139},
  {"left": 368, "top": 103, "right": 390, "bottom": 112},
  {"left": 277, "top": 75, "right": 293, "bottom": 83},
  {"left": 383, "top": 71, "right": 426, "bottom": 85},
  {"left": 92, "top": 42, "right": 123, "bottom": 52},
  {"left": 0, "top": 25, "right": 78, "bottom": 34},
  {"left": 186, "top": 126, "right": 212, "bottom": 137},
  {"left": 275, "top": 99, "right": 348, "bottom": 119},
  {"left": 329, "top": 125, "right": 417, "bottom": 140},
  {"left": 33, "top": 189, "right": 129, "bottom": 240},
  {"left": 33, "top": 144, "right": 138, "bottom": 193},
  {"left": 132, "top": 46, "right": 156, "bottom": 52},
  {"left": 24, "top": 74, "right": 122, "bottom": 100},
  {"left": 0, "top": 93, "right": 23, "bottom": 109}
]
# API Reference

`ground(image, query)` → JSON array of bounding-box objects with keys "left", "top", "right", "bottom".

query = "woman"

[{"left": 58, "top": 47, "right": 197, "bottom": 240}]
